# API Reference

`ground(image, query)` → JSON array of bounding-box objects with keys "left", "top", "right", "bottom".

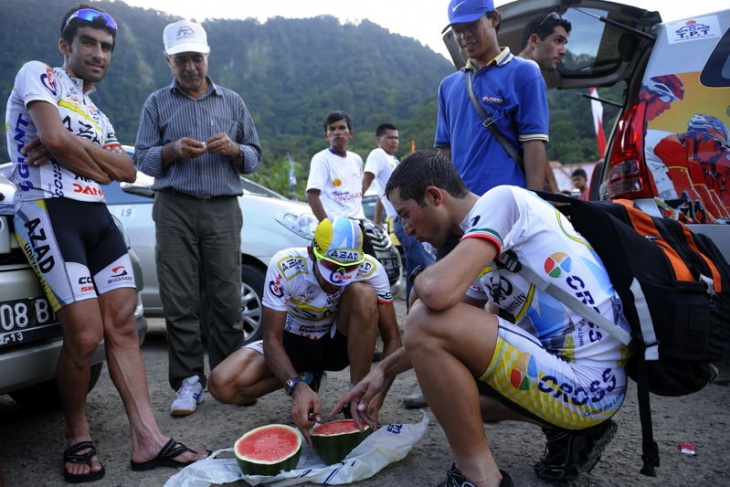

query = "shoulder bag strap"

[{"left": 464, "top": 70, "right": 524, "bottom": 171}]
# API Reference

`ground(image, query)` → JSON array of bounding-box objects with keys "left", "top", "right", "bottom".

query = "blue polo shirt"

[{"left": 435, "top": 48, "right": 549, "bottom": 195}]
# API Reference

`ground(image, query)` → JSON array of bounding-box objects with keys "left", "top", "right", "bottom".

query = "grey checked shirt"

[{"left": 134, "top": 77, "right": 261, "bottom": 198}]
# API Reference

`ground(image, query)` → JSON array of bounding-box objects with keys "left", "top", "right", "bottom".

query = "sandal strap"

[
  {"left": 158, "top": 438, "right": 195, "bottom": 460},
  {"left": 64, "top": 441, "right": 97, "bottom": 466}
]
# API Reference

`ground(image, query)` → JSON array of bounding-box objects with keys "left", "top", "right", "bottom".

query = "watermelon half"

[
  {"left": 234, "top": 424, "right": 302, "bottom": 476},
  {"left": 310, "top": 419, "right": 372, "bottom": 464}
]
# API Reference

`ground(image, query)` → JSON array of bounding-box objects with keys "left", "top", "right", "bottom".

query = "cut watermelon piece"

[
  {"left": 310, "top": 419, "right": 372, "bottom": 464},
  {"left": 234, "top": 424, "right": 302, "bottom": 476}
]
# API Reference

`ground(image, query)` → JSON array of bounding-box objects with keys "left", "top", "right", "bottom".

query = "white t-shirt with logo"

[{"left": 306, "top": 149, "right": 365, "bottom": 219}]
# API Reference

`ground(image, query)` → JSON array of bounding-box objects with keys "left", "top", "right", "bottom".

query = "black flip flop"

[
  {"left": 63, "top": 441, "right": 106, "bottom": 483},
  {"left": 130, "top": 438, "right": 209, "bottom": 471}
]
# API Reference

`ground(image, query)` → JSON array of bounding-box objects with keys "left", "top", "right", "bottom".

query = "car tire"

[
  {"left": 241, "top": 263, "right": 265, "bottom": 344},
  {"left": 8, "top": 362, "right": 104, "bottom": 409}
]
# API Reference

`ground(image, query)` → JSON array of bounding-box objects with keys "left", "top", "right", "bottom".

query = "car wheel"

[
  {"left": 8, "top": 362, "right": 104, "bottom": 409},
  {"left": 241, "top": 263, "right": 265, "bottom": 344}
]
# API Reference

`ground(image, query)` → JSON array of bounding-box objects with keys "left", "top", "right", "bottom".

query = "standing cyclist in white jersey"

[
  {"left": 5, "top": 4, "right": 208, "bottom": 482},
  {"left": 334, "top": 150, "right": 631, "bottom": 486}
]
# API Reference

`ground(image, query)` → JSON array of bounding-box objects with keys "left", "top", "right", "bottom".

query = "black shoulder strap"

[{"left": 464, "top": 70, "right": 524, "bottom": 171}]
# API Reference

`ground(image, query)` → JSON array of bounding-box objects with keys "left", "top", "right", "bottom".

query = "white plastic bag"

[{"left": 164, "top": 413, "right": 429, "bottom": 487}]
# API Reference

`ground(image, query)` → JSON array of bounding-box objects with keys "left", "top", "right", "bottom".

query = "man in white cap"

[
  {"left": 134, "top": 20, "right": 262, "bottom": 416},
  {"left": 207, "top": 217, "right": 402, "bottom": 444}
]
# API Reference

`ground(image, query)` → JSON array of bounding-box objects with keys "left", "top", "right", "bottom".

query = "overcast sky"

[{"left": 117, "top": 0, "right": 723, "bottom": 59}]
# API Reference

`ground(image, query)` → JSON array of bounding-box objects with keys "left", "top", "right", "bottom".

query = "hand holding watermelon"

[
  {"left": 331, "top": 367, "right": 387, "bottom": 430},
  {"left": 290, "top": 384, "right": 322, "bottom": 444}
]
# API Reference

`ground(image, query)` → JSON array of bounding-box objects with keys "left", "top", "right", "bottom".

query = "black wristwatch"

[
  {"left": 408, "top": 265, "right": 426, "bottom": 284},
  {"left": 284, "top": 376, "right": 305, "bottom": 396}
]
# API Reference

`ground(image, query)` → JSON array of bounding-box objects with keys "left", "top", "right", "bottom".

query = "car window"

[
  {"left": 104, "top": 181, "right": 153, "bottom": 204},
  {"left": 701, "top": 27, "right": 730, "bottom": 87},
  {"left": 558, "top": 8, "right": 631, "bottom": 77},
  {"left": 241, "top": 178, "right": 288, "bottom": 199}
]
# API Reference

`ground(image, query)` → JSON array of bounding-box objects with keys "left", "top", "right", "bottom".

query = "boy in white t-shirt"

[{"left": 306, "top": 111, "right": 366, "bottom": 221}]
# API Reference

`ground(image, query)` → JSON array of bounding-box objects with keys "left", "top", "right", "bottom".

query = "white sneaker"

[{"left": 170, "top": 376, "right": 204, "bottom": 416}]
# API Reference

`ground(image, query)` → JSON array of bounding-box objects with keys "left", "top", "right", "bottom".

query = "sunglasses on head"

[
  {"left": 537, "top": 12, "right": 562, "bottom": 30},
  {"left": 64, "top": 8, "right": 118, "bottom": 33}
]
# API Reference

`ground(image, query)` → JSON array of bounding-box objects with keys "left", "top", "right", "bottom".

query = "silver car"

[
  {"left": 0, "top": 166, "right": 147, "bottom": 407},
  {"left": 105, "top": 152, "right": 404, "bottom": 344}
]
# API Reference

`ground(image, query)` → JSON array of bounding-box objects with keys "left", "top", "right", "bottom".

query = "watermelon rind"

[
  {"left": 310, "top": 419, "right": 372, "bottom": 464},
  {"left": 234, "top": 424, "right": 302, "bottom": 476}
]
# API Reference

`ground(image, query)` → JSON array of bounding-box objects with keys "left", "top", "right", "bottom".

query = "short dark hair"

[
  {"left": 61, "top": 3, "right": 117, "bottom": 51},
  {"left": 571, "top": 168, "right": 587, "bottom": 179},
  {"left": 322, "top": 111, "right": 352, "bottom": 133},
  {"left": 375, "top": 123, "right": 397, "bottom": 137},
  {"left": 386, "top": 150, "right": 468, "bottom": 207},
  {"left": 521, "top": 12, "right": 571, "bottom": 49}
]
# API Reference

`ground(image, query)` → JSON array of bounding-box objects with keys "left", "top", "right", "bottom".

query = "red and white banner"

[{"left": 589, "top": 87, "right": 607, "bottom": 156}]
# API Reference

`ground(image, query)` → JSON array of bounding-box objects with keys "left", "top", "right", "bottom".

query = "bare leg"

[
  {"left": 98, "top": 288, "right": 208, "bottom": 464},
  {"left": 336, "top": 283, "right": 379, "bottom": 384},
  {"left": 480, "top": 394, "right": 545, "bottom": 426},
  {"left": 56, "top": 299, "right": 105, "bottom": 479},
  {"left": 209, "top": 348, "right": 281, "bottom": 404},
  {"left": 405, "top": 300, "right": 505, "bottom": 487}
]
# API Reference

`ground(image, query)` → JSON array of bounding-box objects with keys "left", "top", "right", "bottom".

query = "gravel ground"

[{"left": 1, "top": 299, "right": 729, "bottom": 486}]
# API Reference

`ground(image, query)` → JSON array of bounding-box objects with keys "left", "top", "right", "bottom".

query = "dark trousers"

[{"left": 153, "top": 191, "right": 243, "bottom": 390}]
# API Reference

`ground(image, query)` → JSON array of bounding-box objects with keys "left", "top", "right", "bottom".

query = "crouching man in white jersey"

[
  {"left": 4, "top": 4, "right": 208, "bottom": 482},
  {"left": 209, "top": 217, "right": 402, "bottom": 444},
  {"left": 334, "top": 150, "right": 632, "bottom": 487}
]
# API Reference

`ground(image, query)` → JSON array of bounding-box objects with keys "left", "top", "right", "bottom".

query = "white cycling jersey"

[
  {"left": 463, "top": 185, "right": 631, "bottom": 366},
  {"left": 262, "top": 248, "right": 393, "bottom": 340},
  {"left": 5, "top": 61, "right": 118, "bottom": 203}
]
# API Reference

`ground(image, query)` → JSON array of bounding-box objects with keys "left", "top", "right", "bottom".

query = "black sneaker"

[
  {"left": 436, "top": 463, "right": 513, "bottom": 487},
  {"left": 534, "top": 419, "right": 618, "bottom": 482}
]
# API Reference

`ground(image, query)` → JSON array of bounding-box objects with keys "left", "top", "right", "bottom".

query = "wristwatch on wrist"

[
  {"left": 408, "top": 265, "right": 426, "bottom": 284},
  {"left": 284, "top": 376, "right": 305, "bottom": 396},
  {"left": 238, "top": 143, "right": 245, "bottom": 160}
]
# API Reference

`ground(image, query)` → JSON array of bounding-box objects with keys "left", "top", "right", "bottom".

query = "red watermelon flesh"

[
  {"left": 234, "top": 424, "right": 302, "bottom": 476},
  {"left": 310, "top": 419, "right": 372, "bottom": 464}
]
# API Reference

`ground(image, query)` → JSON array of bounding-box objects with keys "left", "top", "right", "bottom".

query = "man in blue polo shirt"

[
  {"left": 435, "top": 0, "right": 550, "bottom": 194},
  {"left": 404, "top": 0, "right": 553, "bottom": 409}
]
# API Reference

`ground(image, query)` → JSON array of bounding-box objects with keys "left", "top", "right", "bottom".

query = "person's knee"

[
  {"left": 343, "top": 283, "right": 378, "bottom": 320},
  {"left": 402, "top": 301, "right": 435, "bottom": 352},
  {"left": 60, "top": 328, "right": 104, "bottom": 367},
  {"left": 208, "top": 366, "right": 234, "bottom": 403}
]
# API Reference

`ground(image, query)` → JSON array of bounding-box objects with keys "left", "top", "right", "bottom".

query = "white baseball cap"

[{"left": 163, "top": 20, "right": 210, "bottom": 55}]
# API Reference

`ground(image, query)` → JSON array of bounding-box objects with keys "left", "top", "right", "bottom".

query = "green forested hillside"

[{"left": 1, "top": 0, "right": 618, "bottom": 195}]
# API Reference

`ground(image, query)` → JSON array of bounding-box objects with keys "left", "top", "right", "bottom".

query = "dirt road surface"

[{"left": 1, "top": 299, "right": 729, "bottom": 486}]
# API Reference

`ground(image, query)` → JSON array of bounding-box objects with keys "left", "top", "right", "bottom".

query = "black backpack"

[{"left": 497, "top": 190, "right": 730, "bottom": 476}]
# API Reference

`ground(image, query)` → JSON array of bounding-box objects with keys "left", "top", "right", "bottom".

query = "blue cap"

[{"left": 443, "top": 0, "right": 495, "bottom": 33}]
